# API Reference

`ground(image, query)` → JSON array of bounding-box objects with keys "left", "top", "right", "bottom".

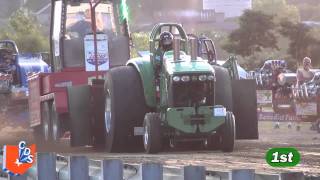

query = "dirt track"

[{"left": 0, "top": 121, "right": 319, "bottom": 176}]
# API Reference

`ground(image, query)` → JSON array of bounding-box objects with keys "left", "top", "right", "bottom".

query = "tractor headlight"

[
  {"left": 214, "top": 107, "right": 226, "bottom": 117},
  {"left": 173, "top": 76, "right": 180, "bottom": 82},
  {"left": 181, "top": 75, "right": 190, "bottom": 82},
  {"left": 199, "top": 75, "right": 207, "bottom": 81},
  {"left": 207, "top": 75, "right": 215, "bottom": 81}
]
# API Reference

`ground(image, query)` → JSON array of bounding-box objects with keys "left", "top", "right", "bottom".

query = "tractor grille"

[{"left": 171, "top": 77, "right": 214, "bottom": 107}]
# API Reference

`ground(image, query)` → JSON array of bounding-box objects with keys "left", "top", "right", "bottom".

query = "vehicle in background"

[{"left": 0, "top": 40, "right": 49, "bottom": 124}]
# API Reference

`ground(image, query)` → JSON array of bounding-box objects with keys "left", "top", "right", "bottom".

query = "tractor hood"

[{"left": 164, "top": 52, "right": 214, "bottom": 75}]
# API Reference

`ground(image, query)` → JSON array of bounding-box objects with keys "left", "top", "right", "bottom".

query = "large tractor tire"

[
  {"left": 67, "top": 85, "right": 92, "bottom": 147},
  {"left": 33, "top": 101, "right": 52, "bottom": 144},
  {"left": 143, "top": 113, "right": 162, "bottom": 154},
  {"left": 104, "top": 66, "right": 149, "bottom": 152},
  {"left": 220, "top": 111, "right": 235, "bottom": 152},
  {"left": 213, "top": 66, "right": 232, "bottom": 111}
]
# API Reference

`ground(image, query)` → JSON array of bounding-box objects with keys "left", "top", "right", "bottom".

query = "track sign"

[{"left": 84, "top": 34, "right": 109, "bottom": 71}]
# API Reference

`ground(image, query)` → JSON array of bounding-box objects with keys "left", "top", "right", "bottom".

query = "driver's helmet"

[{"left": 159, "top": 31, "right": 173, "bottom": 52}]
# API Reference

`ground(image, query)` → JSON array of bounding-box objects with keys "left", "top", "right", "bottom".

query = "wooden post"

[
  {"left": 101, "top": 159, "right": 123, "bottom": 180},
  {"left": 140, "top": 163, "right": 163, "bottom": 180},
  {"left": 69, "top": 156, "right": 89, "bottom": 180},
  {"left": 37, "top": 152, "right": 56, "bottom": 180},
  {"left": 229, "top": 169, "right": 255, "bottom": 180},
  {"left": 280, "top": 172, "right": 304, "bottom": 180},
  {"left": 184, "top": 166, "right": 206, "bottom": 180}
]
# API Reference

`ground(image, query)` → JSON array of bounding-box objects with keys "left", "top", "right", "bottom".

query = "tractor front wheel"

[
  {"left": 220, "top": 111, "right": 235, "bottom": 152},
  {"left": 143, "top": 113, "right": 162, "bottom": 154}
]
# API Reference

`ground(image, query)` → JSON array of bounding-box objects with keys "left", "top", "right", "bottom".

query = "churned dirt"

[{"left": 83, "top": 121, "right": 320, "bottom": 176}]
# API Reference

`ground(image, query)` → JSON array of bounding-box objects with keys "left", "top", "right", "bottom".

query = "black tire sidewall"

[
  {"left": 104, "top": 66, "right": 149, "bottom": 152},
  {"left": 51, "top": 101, "right": 61, "bottom": 142},
  {"left": 220, "top": 112, "right": 235, "bottom": 152},
  {"left": 34, "top": 101, "right": 51, "bottom": 144},
  {"left": 143, "top": 113, "right": 162, "bottom": 154},
  {"left": 104, "top": 72, "right": 116, "bottom": 152}
]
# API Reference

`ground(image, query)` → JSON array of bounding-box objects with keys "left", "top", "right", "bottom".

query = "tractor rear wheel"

[
  {"left": 213, "top": 66, "right": 232, "bottom": 111},
  {"left": 220, "top": 111, "right": 235, "bottom": 152},
  {"left": 143, "top": 113, "right": 162, "bottom": 154},
  {"left": 33, "top": 101, "right": 52, "bottom": 144},
  {"left": 104, "top": 66, "right": 148, "bottom": 152}
]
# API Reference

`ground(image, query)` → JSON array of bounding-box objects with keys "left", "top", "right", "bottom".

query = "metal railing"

[{"left": 0, "top": 153, "right": 318, "bottom": 180}]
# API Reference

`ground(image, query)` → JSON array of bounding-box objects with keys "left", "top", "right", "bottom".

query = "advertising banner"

[
  {"left": 257, "top": 90, "right": 273, "bottom": 104},
  {"left": 295, "top": 102, "right": 317, "bottom": 116},
  {"left": 84, "top": 34, "right": 109, "bottom": 71}
]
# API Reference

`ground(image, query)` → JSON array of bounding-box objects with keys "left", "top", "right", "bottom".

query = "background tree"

[
  {"left": 253, "top": 0, "right": 300, "bottom": 23},
  {"left": 223, "top": 10, "right": 278, "bottom": 57},
  {"left": 0, "top": 9, "right": 49, "bottom": 52},
  {"left": 279, "top": 20, "right": 319, "bottom": 65}
]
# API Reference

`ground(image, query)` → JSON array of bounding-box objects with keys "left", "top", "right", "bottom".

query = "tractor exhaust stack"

[
  {"left": 173, "top": 38, "right": 180, "bottom": 61},
  {"left": 190, "top": 38, "right": 198, "bottom": 61}
]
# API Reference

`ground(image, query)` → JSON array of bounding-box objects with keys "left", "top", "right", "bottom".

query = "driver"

[
  {"left": 154, "top": 31, "right": 173, "bottom": 69},
  {"left": 67, "top": 8, "right": 104, "bottom": 38}
]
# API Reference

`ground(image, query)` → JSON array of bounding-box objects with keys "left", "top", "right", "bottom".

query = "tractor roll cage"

[{"left": 149, "top": 23, "right": 188, "bottom": 62}]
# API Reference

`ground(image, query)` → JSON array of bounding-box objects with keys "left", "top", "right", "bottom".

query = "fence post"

[
  {"left": 140, "top": 163, "right": 163, "bottom": 180},
  {"left": 8, "top": 175, "right": 27, "bottom": 180},
  {"left": 280, "top": 172, "right": 304, "bottom": 180},
  {"left": 101, "top": 159, "right": 123, "bottom": 180},
  {"left": 69, "top": 156, "right": 89, "bottom": 180},
  {"left": 184, "top": 166, "right": 206, "bottom": 180},
  {"left": 37, "top": 152, "right": 56, "bottom": 180},
  {"left": 229, "top": 169, "right": 255, "bottom": 180}
]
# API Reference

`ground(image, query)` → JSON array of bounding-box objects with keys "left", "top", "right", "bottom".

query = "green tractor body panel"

[
  {"left": 166, "top": 106, "right": 225, "bottom": 133},
  {"left": 127, "top": 57, "right": 157, "bottom": 107},
  {"left": 163, "top": 52, "right": 215, "bottom": 75}
]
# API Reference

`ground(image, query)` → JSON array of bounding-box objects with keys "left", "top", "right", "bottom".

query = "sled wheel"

[
  {"left": 51, "top": 101, "right": 62, "bottom": 142},
  {"left": 33, "top": 101, "right": 52, "bottom": 144}
]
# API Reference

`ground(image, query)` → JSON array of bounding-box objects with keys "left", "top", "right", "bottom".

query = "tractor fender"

[{"left": 126, "top": 58, "right": 156, "bottom": 108}]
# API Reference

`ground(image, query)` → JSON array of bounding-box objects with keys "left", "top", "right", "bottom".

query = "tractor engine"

[
  {"left": 170, "top": 73, "right": 215, "bottom": 107},
  {"left": 253, "top": 60, "right": 296, "bottom": 114},
  {"left": 292, "top": 72, "right": 320, "bottom": 100}
]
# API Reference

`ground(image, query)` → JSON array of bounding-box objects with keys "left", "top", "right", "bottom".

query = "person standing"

[{"left": 296, "top": 57, "right": 315, "bottom": 131}]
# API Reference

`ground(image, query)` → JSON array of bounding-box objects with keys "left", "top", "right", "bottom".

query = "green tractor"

[{"left": 104, "top": 23, "right": 258, "bottom": 153}]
